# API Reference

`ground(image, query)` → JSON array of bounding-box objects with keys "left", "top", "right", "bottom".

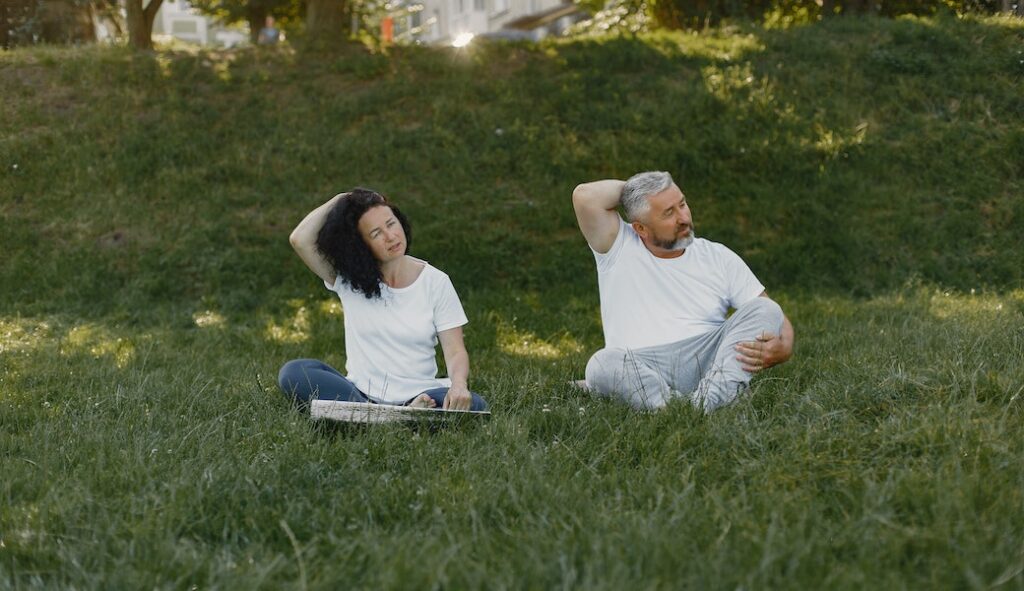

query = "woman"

[{"left": 278, "top": 188, "right": 488, "bottom": 412}]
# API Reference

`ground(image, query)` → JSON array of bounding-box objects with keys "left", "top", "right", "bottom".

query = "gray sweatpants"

[{"left": 584, "top": 297, "right": 784, "bottom": 413}]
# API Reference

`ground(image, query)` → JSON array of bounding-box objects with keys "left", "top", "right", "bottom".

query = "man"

[
  {"left": 573, "top": 172, "right": 794, "bottom": 412},
  {"left": 257, "top": 16, "right": 281, "bottom": 45}
]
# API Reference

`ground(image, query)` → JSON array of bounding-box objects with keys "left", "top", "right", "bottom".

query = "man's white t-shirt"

[
  {"left": 325, "top": 259, "right": 468, "bottom": 403},
  {"left": 594, "top": 219, "right": 765, "bottom": 350}
]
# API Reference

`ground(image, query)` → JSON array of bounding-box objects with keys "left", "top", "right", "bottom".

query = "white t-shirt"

[
  {"left": 593, "top": 219, "right": 765, "bottom": 350},
  {"left": 325, "top": 259, "right": 468, "bottom": 403}
]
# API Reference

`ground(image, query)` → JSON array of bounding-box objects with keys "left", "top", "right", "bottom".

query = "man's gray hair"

[{"left": 621, "top": 171, "right": 674, "bottom": 221}]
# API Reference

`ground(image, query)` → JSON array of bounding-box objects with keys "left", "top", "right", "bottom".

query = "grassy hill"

[{"left": 2, "top": 16, "right": 1023, "bottom": 588}]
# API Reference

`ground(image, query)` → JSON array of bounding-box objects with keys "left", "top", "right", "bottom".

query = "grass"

[{"left": 2, "top": 15, "right": 1024, "bottom": 589}]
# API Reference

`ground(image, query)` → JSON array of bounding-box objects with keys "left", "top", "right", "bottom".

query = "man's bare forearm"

[
  {"left": 778, "top": 315, "right": 794, "bottom": 363},
  {"left": 572, "top": 179, "right": 625, "bottom": 212}
]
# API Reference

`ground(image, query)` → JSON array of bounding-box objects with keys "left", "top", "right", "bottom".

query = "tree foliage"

[
  {"left": 1, "top": 0, "right": 112, "bottom": 48},
  {"left": 572, "top": 0, "right": 1019, "bottom": 32}
]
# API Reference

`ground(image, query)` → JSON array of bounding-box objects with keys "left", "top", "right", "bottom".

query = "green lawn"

[{"left": 2, "top": 15, "right": 1023, "bottom": 588}]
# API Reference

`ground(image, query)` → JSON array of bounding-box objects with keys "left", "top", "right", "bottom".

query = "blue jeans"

[{"left": 277, "top": 358, "right": 489, "bottom": 411}]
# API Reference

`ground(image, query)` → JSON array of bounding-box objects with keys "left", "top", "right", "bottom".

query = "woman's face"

[{"left": 357, "top": 205, "right": 407, "bottom": 263}]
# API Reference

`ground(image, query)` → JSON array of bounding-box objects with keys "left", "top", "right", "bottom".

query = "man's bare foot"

[
  {"left": 407, "top": 393, "right": 437, "bottom": 409},
  {"left": 570, "top": 379, "right": 591, "bottom": 391}
]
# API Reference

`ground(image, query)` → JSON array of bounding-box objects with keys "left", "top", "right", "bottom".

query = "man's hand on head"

[{"left": 735, "top": 332, "right": 790, "bottom": 373}]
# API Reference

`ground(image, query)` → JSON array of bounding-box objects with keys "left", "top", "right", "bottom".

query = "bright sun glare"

[{"left": 452, "top": 32, "right": 474, "bottom": 48}]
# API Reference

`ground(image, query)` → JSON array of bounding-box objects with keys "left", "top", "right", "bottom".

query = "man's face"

[{"left": 633, "top": 184, "right": 693, "bottom": 256}]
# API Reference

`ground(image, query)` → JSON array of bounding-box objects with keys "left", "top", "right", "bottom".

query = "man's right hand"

[{"left": 735, "top": 329, "right": 792, "bottom": 372}]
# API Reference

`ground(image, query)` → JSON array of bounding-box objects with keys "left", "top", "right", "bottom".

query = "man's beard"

[{"left": 652, "top": 230, "right": 694, "bottom": 251}]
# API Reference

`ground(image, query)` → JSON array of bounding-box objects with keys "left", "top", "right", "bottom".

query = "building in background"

[
  {"left": 406, "top": 0, "right": 582, "bottom": 45},
  {"left": 152, "top": 0, "right": 248, "bottom": 47}
]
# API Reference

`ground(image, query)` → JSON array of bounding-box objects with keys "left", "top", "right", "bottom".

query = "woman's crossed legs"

[{"left": 277, "top": 358, "right": 488, "bottom": 412}]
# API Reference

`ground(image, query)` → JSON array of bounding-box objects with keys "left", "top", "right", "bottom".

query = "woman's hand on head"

[{"left": 443, "top": 383, "right": 472, "bottom": 411}]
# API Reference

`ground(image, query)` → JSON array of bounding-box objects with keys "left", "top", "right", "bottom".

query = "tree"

[
  {"left": 2, "top": 0, "right": 105, "bottom": 48},
  {"left": 1, "top": 0, "right": 10, "bottom": 49},
  {"left": 306, "top": 0, "right": 348, "bottom": 43},
  {"left": 39, "top": 0, "right": 97, "bottom": 43},
  {"left": 126, "top": 0, "right": 164, "bottom": 49}
]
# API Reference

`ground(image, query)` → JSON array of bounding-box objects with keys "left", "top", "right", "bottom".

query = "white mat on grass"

[{"left": 310, "top": 400, "right": 491, "bottom": 423}]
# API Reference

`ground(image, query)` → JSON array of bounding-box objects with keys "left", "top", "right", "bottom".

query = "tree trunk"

[
  {"left": 1, "top": 0, "right": 9, "bottom": 50},
  {"left": 39, "top": 0, "right": 97, "bottom": 44},
  {"left": 247, "top": 6, "right": 267, "bottom": 44},
  {"left": 127, "top": 0, "right": 164, "bottom": 49},
  {"left": 306, "top": 0, "right": 347, "bottom": 43},
  {"left": 842, "top": 0, "right": 867, "bottom": 14}
]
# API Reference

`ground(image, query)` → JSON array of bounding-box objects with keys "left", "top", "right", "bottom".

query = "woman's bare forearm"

[
  {"left": 290, "top": 192, "right": 346, "bottom": 283},
  {"left": 290, "top": 192, "right": 346, "bottom": 249}
]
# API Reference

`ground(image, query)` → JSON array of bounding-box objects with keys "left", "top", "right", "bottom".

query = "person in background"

[{"left": 257, "top": 16, "right": 281, "bottom": 45}]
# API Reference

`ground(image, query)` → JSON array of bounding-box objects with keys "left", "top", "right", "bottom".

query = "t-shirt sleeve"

[
  {"left": 431, "top": 271, "right": 469, "bottom": 332},
  {"left": 593, "top": 218, "right": 629, "bottom": 272},
  {"left": 719, "top": 245, "right": 765, "bottom": 308},
  {"left": 325, "top": 275, "right": 342, "bottom": 293}
]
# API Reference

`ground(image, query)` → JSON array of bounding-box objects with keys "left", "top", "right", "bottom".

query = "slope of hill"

[{"left": 1, "top": 17, "right": 1023, "bottom": 589}]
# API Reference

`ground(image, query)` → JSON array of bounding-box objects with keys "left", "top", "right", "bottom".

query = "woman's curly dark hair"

[{"left": 316, "top": 188, "right": 413, "bottom": 299}]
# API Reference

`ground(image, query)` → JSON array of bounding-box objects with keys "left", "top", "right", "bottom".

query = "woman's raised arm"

[{"left": 289, "top": 192, "right": 346, "bottom": 285}]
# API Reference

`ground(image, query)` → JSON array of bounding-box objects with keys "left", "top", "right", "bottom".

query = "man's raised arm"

[{"left": 572, "top": 179, "right": 625, "bottom": 254}]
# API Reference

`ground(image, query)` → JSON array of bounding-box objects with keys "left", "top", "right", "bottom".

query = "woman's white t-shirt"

[{"left": 325, "top": 259, "right": 468, "bottom": 403}]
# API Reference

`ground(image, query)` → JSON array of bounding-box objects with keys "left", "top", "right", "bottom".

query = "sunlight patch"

[
  {"left": 265, "top": 305, "right": 311, "bottom": 344},
  {"left": 62, "top": 324, "right": 136, "bottom": 368},
  {"left": 0, "top": 318, "right": 53, "bottom": 353},
  {"left": 812, "top": 121, "right": 869, "bottom": 159},
  {"left": 928, "top": 290, "right": 1020, "bottom": 320},
  {"left": 211, "top": 58, "right": 232, "bottom": 83},
  {"left": 497, "top": 322, "right": 582, "bottom": 359},
  {"left": 155, "top": 53, "right": 174, "bottom": 78},
  {"left": 192, "top": 310, "right": 226, "bottom": 328},
  {"left": 694, "top": 34, "right": 763, "bottom": 61},
  {"left": 700, "top": 63, "right": 774, "bottom": 106},
  {"left": 646, "top": 31, "right": 764, "bottom": 62},
  {"left": 318, "top": 299, "right": 343, "bottom": 317}
]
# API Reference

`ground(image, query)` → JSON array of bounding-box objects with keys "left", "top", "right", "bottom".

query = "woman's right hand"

[
  {"left": 443, "top": 383, "right": 473, "bottom": 411},
  {"left": 289, "top": 192, "right": 347, "bottom": 284}
]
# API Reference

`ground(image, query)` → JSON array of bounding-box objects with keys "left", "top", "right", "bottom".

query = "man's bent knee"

[
  {"left": 585, "top": 348, "right": 669, "bottom": 411},
  {"left": 585, "top": 348, "right": 628, "bottom": 394},
  {"left": 736, "top": 297, "right": 784, "bottom": 332}
]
